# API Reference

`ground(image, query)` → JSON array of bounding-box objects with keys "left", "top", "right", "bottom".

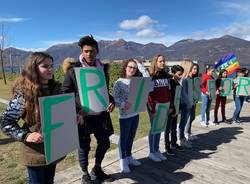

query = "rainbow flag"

[{"left": 215, "top": 53, "right": 240, "bottom": 76}]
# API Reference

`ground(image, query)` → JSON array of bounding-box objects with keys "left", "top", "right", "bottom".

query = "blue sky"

[{"left": 0, "top": 0, "right": 249, "bottom": 50}]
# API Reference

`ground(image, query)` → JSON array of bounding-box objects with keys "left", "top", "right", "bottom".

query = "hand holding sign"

[{"left": 25, "top": 132, "right": 43, "bottom": 143}]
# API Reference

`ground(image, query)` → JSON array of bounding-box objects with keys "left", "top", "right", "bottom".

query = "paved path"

[
  {"left": 54, "top": 101, "right": 250, "bottom": 183},
  {"left": 0, "top": 98, "right": 8, "bottom": 105}
]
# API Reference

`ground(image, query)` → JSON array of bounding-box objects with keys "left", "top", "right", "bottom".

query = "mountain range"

[{"left": 2, "top": 35, "right": 250, "bottom": 68}]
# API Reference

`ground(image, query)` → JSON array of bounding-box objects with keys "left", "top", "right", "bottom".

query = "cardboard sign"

[
  {"left": 39, "top": 93, "right": 79, "bottom": 164},
  {"left": 174, "top": 86, "right": 181, "bottom": 114},
  {"left": 208, "top": 80, "right": 216, "bottom": 99},
  {"left": 75, "top": 68, "right": 109, "bottom": 114},
  {"left": 193, "top": 77, "right": 201, "bottom": 101},
  {"left": 151, "top": 102, "right": 170, "bottom": 134},
  {"left": 220, "top": 78, "right": 233, "bottom": 96},
  {"left": 126, "top": 77, "right": 152, "bottom": 113},
  {"left": 236, "top": 77, "right": 250, "bottom": 96},
  {"left": 187, "top": 78, "right": 194, "bottom": 104}
]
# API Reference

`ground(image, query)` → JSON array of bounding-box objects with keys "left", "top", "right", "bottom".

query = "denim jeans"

[
  {"left": 201, "top": 93, "right": 212, "bottom": 122},
  {"left": 148, "top": 111, "right": 161, "bottom": 153},
  {"left": 232, "top": 96, "right": 245, "bottom": 121},
  {"left": 179, "top": 103, "right": 191, "bottom": 140},
  {"left": 119, "top": 115, "right": 139, "bottom": 159},
  {"left": 27, "top": 163, "right": 56, "bottom": 184},
  {"left": 184, "top": 103, "right": 196, "bottom": 135}
]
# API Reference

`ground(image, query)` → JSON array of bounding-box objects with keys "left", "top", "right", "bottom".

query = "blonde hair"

[
  {"left": 180, "top": 59, "right": 194, "bottom": 78},
  {"left": 149, "top": 54, "right": 165, "bottom": 76},
  {"left": 62, "top": 57, "right": 76, "bottom": 73}
]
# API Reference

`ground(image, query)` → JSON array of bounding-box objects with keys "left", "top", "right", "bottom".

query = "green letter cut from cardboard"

[
  {"left": 75, "top": 68, "right": 109, "bottom": 114},
  {"left": 236, "top": 77, "right": 250, "bottom": 96},
  {"left": 220, "top": 78, "right": 233, "bottom": 96},
  {"left": 126, "top": 77, "right": 152, "bottom": 113},
  {"left": 151, "top": 102, "right": 170, "bottom": 134},
  {"left": 39, "top": 93, "right": 79, "bottom": 164}
]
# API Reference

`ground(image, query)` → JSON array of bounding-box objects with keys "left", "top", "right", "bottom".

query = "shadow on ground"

[{"left": 109, "top": 127, "right": 243, "bottom": 184}]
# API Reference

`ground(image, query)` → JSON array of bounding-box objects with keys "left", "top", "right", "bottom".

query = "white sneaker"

[
  {"left": 127, "top": 156, "right": 141, "bottom": 166},
  {"left": 184, "top": 134, "right": 191, "bottom": 141},
  {"left": 120, "top": 159, "right": 130, "bottom": 173},
  {"left": 180, "top": 139, "right": 192, "bottom": 148},
  {"left": 208, "top": 120, "right": 216, "bottom": 126},
  {"left": 155, "top": 151, "right": 167, "bottom": 161},
  {"left": 200, "top": 121, "right": 207, "bottom": 127},
  {"left": 148, "top": 153, "right": 162, "bottom": 162}
]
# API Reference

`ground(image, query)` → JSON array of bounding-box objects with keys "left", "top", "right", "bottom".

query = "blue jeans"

[
  {"left": 201, "top": 93, "right": 212, "bottom": 122},
  {"left": 27, "top": 163, "right": 56, "bottom": 184},
  {"left": 179, "top": 103, "right": 191, "bottom": 140},
  {"left": 185, "top": 103, "right": 196, "bottom": 135},
  {"left": 148, "top": 111, "right": 161, "bottom": 153},
  {"left": 119, "top": 115, "right": 139, "bottom": 159},
  {"left": 232, "top": 96, "right": 245, "bottom": 121}
]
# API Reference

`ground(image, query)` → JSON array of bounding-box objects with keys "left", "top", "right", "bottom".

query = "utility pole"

[{"left": 0, "top": 24, "right": 7, "bottom": 84}]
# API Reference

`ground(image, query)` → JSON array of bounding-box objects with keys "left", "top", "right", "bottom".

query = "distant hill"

[{"left": 2, "top": 35, "right": 250, "bottom": 69}]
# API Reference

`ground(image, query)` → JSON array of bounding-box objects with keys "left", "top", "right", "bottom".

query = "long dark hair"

[
  {"left": 218, "top": 69, "right": 227, "bottom": 79},
  {"left": 192, "top": 63, "right": 199, "bottom": 77},
  {"left": 13, "top": 52, "right": 58, "bottom": 125}
]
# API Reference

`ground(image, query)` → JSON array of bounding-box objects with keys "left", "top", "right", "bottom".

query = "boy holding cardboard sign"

[{"left": 62, "top": 36, "right": 115, "bottom": 183}]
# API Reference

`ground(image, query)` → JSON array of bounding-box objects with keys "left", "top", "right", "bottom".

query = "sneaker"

[
  {"left": 184, "top": 134, "right": 190, "bottom": 141},
  {"left": 81, "top": 174, "right": 93, "bottom": 184},
  {"left": 221, "top": 118, "right": 230, "bottom": 123},
  {"left": 127, "top": 156, "right": 141, "bottom": 166},
  {"left": 186, "top": 134, "right": 199, "bottom": 141},
  {"left": 148, "top": 153, "right": 162, "bottom": 162},
  {"left": 232, "top": 120, "right": 242, "bottom": 125},
  {"left": 165, "top": 148, "right": 175, "bottom": 155},
  {"left": 90, "top": 166, "right": 115, "bottom": 182},
  {"left": 208, "top": 120, "right": 216, "bottom": 126},
  {"left": 155, "top": 151, "right": 167, "bottom": 160},
  {"left": 200, "top": 121, "right": 207, "bottom": 127},
  {"left": 179, "top": 139, "right": 192, "bottom": 148},
  {"left": 120, "top": 159, "right": 130, "bottom": 173},
  {"left": 190, "top": 134, "right": 199, "bottom": 140},
  {"left": 171, "top": 144, "right": 184, "bottom": 151}
]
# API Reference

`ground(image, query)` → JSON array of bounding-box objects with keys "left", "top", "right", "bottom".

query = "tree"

[
  {"left": 108, "top": 62, "right": 122, "bottom": 93},
  {"left": 0, "top": 24, "right": 7, "bottom": 84}
]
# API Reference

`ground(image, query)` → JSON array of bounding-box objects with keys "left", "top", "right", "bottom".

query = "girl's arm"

[
  {"left": 0, "top": 92, "right": 29, "bottom": 141},
  {"left": 112, "top": 81, "right": 127, "bottom": 109}
]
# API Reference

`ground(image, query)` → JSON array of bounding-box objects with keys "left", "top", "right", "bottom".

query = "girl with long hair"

[
  {"left": 147, "top": 54, "right": 173, "bottom": 162},
  {"left": 0, "top": 52, "right": 61, "bottom": 184},
  {"left": 112, "top": 59, "right": 142, "bottom": 173},
  {"left": 214, "top": 69, "right": 228, "bottom": 124}
]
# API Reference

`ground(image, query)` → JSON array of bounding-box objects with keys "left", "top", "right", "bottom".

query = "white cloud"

[
  {"left": 221, "top": 1, "right": 250, "bottom": 12},
  {"left": 119, "top": 15, "right": 156, "bottom": 30},
  {"left": 224, "top": 23, "right": 250, "bottom": 40},
  {"left": 0, "top": 17, "right": 30, "bottom": 22},
  {"left": 12, "top": 46, "right": 46, "bottom": 52},
  {"left": 136, "top": 28, "right": 165, "bottom": 38}
]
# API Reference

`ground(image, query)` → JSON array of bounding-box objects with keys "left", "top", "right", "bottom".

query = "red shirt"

[{"left": 201, "top": 72, "right": 213, "bottom": 94}]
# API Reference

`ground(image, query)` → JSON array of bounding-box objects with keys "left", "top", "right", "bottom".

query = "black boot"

[
  {"left": 81, "top": 173, "right": 93, "bottom": 184},
  {"left": 90, "top": 166, "right": 114, "bottom": 183}
]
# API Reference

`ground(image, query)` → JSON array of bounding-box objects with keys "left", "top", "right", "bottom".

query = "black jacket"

[{"left": 61, "top": 61, "right": 114, "bottom": 136}]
